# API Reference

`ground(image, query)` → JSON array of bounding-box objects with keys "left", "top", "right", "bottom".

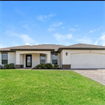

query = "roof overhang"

[
  {"left": 58, "top": 48, "right": 105, "bottom": 52},
  {"left": 10, "top": 49, "right": 55, "bottom": 52},
  {"left": 0, "top": 48, "right": 105, "bottom": 53}
]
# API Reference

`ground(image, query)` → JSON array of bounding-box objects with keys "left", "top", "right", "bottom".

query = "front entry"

[{"left": 26, "top": 54, "right": 32, "bottom": 67}]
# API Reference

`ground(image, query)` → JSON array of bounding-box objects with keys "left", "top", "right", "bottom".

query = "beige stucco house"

[{"left": 0, "top": 43, "right": 105, "bottom": 69}]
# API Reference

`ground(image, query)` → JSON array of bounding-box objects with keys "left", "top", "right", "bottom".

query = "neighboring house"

[{"left": 0, "top": 43, "right": 105, "bottom": 69}]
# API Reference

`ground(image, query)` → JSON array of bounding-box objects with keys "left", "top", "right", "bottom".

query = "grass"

[{"left": 0, "top": 70, "right": 105, "bottom": 105}]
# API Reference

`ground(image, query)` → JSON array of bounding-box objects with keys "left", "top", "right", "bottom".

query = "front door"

[{"left": 26, "top": 55, "right": 32, "bottom": 67}]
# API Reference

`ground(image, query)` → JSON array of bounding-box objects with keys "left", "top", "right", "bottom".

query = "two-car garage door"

[{"left": 71, "top": 53, "right": 105, "bottom": 69}]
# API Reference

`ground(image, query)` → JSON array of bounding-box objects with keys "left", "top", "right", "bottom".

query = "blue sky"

[{"left": 0, "top": 1, "right": 105, "bottom": 48}]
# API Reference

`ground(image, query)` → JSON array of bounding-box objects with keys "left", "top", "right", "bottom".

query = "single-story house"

[{"left": 0, "top": 43, "right": 105, "bottom": 69}]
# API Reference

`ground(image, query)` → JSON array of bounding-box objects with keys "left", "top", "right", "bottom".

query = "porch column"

[
  {"left": 15, "top": 51, "right": 23, "bottom": 68},
  {"left": 16, "top": 51, "right": 20, "bottom": 64},
  {"left": 0, "top": 52, "right": 1, "bottom": 65},
  {"left": 46, "top": 52, "right": 51, "bottom": 63}
]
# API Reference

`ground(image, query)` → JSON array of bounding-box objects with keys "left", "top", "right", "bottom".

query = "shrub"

[
  {"left": 34, "top": 64, "right": 46, "bottom": 69},
  {"left": 0, "top": 65, "right": 3, "bottom": 69},
  {"left": 4, "top": 64, "right": 9, "bottom": 69},
  {"left": 40, "top": 64, "right": 46, "bottom": 69},
  {"left": 45, "top": 63, "right": 53, "bottom": 69},
  {"left": 34, "top": 63, "right": 53, "bottom": 69},
  {"left": 54, "top": 64, "right": 59, "bottom": 69},
  {"left": 8, "top": 63, "right": 15, "bottom": 69},
  {"left": 3, "top": 63, "right": 15, "bottom": 69},
  {"left": 34, "top": 64, "right": 41, "bottom": 69}
]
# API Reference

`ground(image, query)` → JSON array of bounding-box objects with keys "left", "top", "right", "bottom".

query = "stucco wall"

[
  {"left": 16, "top": 51, "right": 51, "bottom": 65},
  {"left": 20, "top": 54, "right": 24, "bottom": 65},
  {"left": 58, "top": 53, "right": 62, "bottom": 68},
  {"left": 23, "top": 53, "right": 48, "bottom": 68},
  {"left": 60, "top": 51, "right": 63, "bottom": 65},
  {"left": 0, "top": 52, "right": 1, "bottom": 65},
  {"left": 8, "top": 52, "right": 16, "bottom": 64},
  {"left": 32, "top": 53, "right": 40, "bottom": 68},
  {"left": 15, "top": 51, "right": 51, "bottom": 68},
  {"left": 62, "top": 50, "right": 71, "bottom": 64},
  {"left": 61, "top": 50, "right": 105, "bottom": 69},
  {"left": 0, "top": 52, "right": 16, "bottom": 65},
  {"left": 1, "top": 49, "right": 105, "bottom": 69},
  {"left": 23, "top": 54, "right": 26, "bottom": 68}
]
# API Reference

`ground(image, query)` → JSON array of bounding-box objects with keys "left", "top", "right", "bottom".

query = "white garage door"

[{"left": 71, "top": 53, "right": 105, "bottom": 69}]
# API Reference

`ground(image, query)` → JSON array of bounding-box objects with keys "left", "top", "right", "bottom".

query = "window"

[
  {"left": 52, "top": 54, "right": 58, "bottom": 64},
  {"left": 40, "top": 54, "right": 46, "bottom": 64},
  {"left": 2, "top": 53, "right": 8, "bottom": 64}
]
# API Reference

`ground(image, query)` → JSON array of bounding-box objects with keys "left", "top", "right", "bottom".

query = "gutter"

[{"left": 58, "top": 48, "right": 105, "bottom": 53}]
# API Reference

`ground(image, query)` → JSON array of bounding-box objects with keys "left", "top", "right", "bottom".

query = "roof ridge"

[
  {"left": 0, "top": 45, "right": 31, "bottom": 49},
  {"left": 0, "top": 43, "right": 105, "bottom": 52},
  {"left": 67, "top": 43, "right": 105, "bottom": 47}
]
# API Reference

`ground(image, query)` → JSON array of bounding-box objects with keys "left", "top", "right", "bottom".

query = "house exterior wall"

[
  {"left": 61, "top": 50, "right": 105, "bottom": 69},
  {"left": 0, "top": 49, "right": 105, "bottom": 69},
  {"left": 60, "top": 51, "right": 63, "bottom": 65},
  {"left": 62, "top": 50, "right": 71, "bottom": 64},
  {"left": 20, "top": 54, "right": 24, "bottom": 65},
  {"left": 8, "top": 52, "right": 16, "bottom": 64},
  {"left": 58, "top": 53, "right": 61, "bottom": 68},
  {"left": 58, "top": 52, "right": 63, "bottom": 68},
  {"left": 0, "top": 52, "right": 16, "bottom": 65},
  {"left": 32, "top": 53, "right": 40, "bottom": 68},
  {"left": 15, "top": 51, "right": 52, "bottom": 68},
  {"left": 0, "top": 52, "right": 1, "bottom": 65},
  {"left": 16, "top": 51, "right": 51, "bottom": 63},
  {"left": 46, "top": 51, "right": 51, "bottom": 63},
  {"left": 24, "top": 54, "right": 26, "bottom": 68}
]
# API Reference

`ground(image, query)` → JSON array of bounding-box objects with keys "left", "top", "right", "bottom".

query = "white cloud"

[
  {"left": 48, "top": 22, "right": 63, "bottom": 32},
  {"left": 52, "top": 22, "right": 63, "bottom": 27},
  {"left": 4, "top": 31, "right": 36, "bottom": 44},
  {"left": 61, "top": 27, "right": 65, "bottom": 29},
  {"left": 36, "top": 15, "right": 46, "bottom": 21},
  {"left": 94, "top": 32, "right": 105, "bottom": 46},
  {"left": 48, "top": 14, "right": 56, "bottom": 17},
  {"left": 48, "top": 28, "right": 56, "bottom": 31},
  {"left": 101, "top": 32, "right": 105, "bottom": 35},
  {"left": 36, "top": 43, "right": 39, "bottom": 45},
  {"left": 94, "top": 41, "right": 98, "bottom": 45},
  {"left": 15, "top": 8, "right": 24, "bottom": 16},
  {"left": 77, "top": 37, "right": 92, "bottom": 44},
  {"left": 19, "top": 34, "right": 35, "bottom": 43},
  {"left": 90, "top": 29, "right": 96, "bottom": 33},
  {"left": 55, "top": 41, "right": 72, "bottom": 46},
  {"left": 36, "top": 14, "right": 55, "bottom": 22},
  {"left": 53, "top": 33, "right": 72, "bottom": 41},
  {"left": 69, "top": 28, "right": 76, "bottom": 31},
  {"left": 69, "top": 28, "right": 80, "bottom": 31},
  {"left": 75, "top": 25, "right": 78, "bottom": 27},
  {"left": 26, "top": 43, "right": 30, "bottom": 45},
  {"left": 22, "top": 24, "right": 30, "bottom": 30},
  {"left": 0, "top": 44, "right": 9, "bottom": 48},
  {"left": 90, "top": 26, "right": 103, "bottom": 33}
]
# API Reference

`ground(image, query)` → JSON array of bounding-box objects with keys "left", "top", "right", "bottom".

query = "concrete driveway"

[{"left": 73, "top": 69, "right": 105, "bottom": 85}]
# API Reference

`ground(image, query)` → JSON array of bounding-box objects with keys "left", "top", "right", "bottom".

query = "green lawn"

[{"left": 0, "top": 70, "right": 105, "bottom": 105}]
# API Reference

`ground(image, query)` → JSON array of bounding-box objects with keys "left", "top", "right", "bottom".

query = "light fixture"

[{"left": 66, "top": 52, "right": 68, "bottom": 56}]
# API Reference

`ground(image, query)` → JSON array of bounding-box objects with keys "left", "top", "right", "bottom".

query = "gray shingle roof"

[
  {"left": 60, "top": 43, "right": 105, "bottom": 48},
  {"left": 0, "top": 44, "right": 65, "bottom": 51},
  {"left": 0, "top": 43, "right": 105, "bottom": 52}
]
